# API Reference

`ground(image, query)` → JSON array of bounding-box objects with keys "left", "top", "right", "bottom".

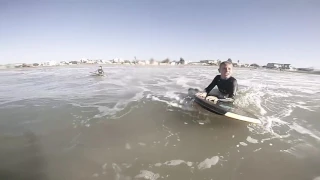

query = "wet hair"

[{"left": 219, "top": 61, "right": 233, "bottom": 68}]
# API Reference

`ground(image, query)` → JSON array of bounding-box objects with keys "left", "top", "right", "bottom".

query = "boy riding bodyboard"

[{"left": 196, "top": 61, "right": 238, "bottom": 103}]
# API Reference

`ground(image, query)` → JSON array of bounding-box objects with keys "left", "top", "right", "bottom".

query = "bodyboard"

[{"left": 189, "top": 88, "right": 261, "bottom": 124}]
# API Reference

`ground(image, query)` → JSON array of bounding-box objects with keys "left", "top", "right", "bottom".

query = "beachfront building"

[
  {"left": 158, "top": 58, "right": 170, "bottom": 65},
  {"left": 59, "top": 61, "right": 70, "bottom": 65},
  {"left": 267, "top": 63, "right": 295, "bottom": 70},
  {"left": 179, "top": 58, "right": 185, "bottom": 65},
  {"left": 69, "top": 61, "right": 80, "bottom": 65},
  {"left": 180, "top": 60, "right": 188, "bottom": 64},
  {"left": 22, "top": 64, "right": 33, "bottom": 67},
  {"left": 122, "top": 60, "right": 132, "bottom": 65},
  {"left": 188, "top": 62, "right": 206, "bottom": 65},
  {"left": 200, "top": 60, "right": 218, "bottom": 65},
  {"left": 113, "top": 58, "right": 124, "bottom": 64},
  {"left": 80, "top": 58, "right": 89, "bottom": 63},
  {"left": 282, "top": 64, "right": 290, "bottom": 69},
  {"left": 170, "top": 61, "right": 178, "bottom": 65},
  {"left": 250, "top": 64, "right": 260, "bottom": 68},
  {"left": 149, "top": 59, "right": 159, "bottom": 65},
  {"left": 94, "top": 59, "right": 111, "bottom": 64},
  {"left": 233, "top": 63, "right": 240, "bottom": 67},
  {"left": 42, "top": 61, "right": 57, "bottom": 66},
  {"left": 86, "top": 60, "right": 95, "bottom": 64},
  {"left": 104, "top": 60, "right": 113, "bottom": 64},
  {"left": 14, "top": 63, "right": 22, "bottom": 68},
  {"left": 235, "top": 63, "right": 249, "bottom": 67},
  {"left": 282, "top": 64, "right": 296, "bottom": 70},
  {"left": 6, "top": 64, "right": 16, "bottom": 68},
  {"left": 136, "top": 60, "right": 147, "bottom": 65},
  {"left": 159, "top": 62, "right": 169, "bottom": 65},
  {"left": 267, "top": 63, "right": 282, "bottom": 68},
  {"left": 267, "top": 63, "right": 293, "bottom": 69}
]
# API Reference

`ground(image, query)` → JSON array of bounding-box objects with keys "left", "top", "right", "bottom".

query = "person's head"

[
  {"left": 99, "top": 66, "right": 102, "bottom": 69},
  {"left": 218, "top": 61, "right": 233, "bottom": 79}
]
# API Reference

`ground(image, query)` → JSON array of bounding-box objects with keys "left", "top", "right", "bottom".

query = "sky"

[{"left": 0, "top": 0, "right": 319, "bottom": 68}]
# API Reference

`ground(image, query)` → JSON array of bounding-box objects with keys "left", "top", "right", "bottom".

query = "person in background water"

[
  {"left": 96, "top": 66, "right": 104, "bottom": 75},
  {"left": 196, "top": 61, "right": 238, "bottom": 102}
]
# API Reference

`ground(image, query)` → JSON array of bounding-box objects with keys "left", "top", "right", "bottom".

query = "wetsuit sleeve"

[
  {"left": 229, "top": 79, "right": 238, "bottom": 99},
  {"left": 204, "top": 76, "right": 218, "bottom": 94}
]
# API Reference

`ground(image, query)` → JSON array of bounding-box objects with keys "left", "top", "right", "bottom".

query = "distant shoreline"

[{"left": 1, "top": 63, "right": 319, "bottom": 75}]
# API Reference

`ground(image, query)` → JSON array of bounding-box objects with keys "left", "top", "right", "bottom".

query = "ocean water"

[{"left": 0, "top": 65, "right": 320, "bottom": 180}]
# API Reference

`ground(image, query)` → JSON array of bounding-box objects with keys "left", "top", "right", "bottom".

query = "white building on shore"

[
  {"left": 113, "top": 58, "right": 124, "bottom": 63},
  {"left": 267, "top": 63, "right": 294, "bottom": 70},
  {"left": 42, "top": 61, "right": 57, "bottom": 66},
  {"left": 200, "top": 60, "right": 218, "bottom": 65}
]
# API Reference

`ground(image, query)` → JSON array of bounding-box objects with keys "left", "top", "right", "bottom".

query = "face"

[{"left": 219, "top": 64, "right": 233, "bottom": 79}]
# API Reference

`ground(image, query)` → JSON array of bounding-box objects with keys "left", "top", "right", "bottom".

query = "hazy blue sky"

[{"left": 1, "top": 0, "right": 319, "bottom": 68}]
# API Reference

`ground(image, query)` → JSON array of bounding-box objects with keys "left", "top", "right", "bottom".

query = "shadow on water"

[{"left": 0, "top": 131, "right": 47, "bottom": 180}]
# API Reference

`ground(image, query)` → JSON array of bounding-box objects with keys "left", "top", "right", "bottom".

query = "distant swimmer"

[
  {"left": 196, "top": 61, "right": 238, "bottom": 102},
  {"left": 96, "top": 66, "right": 104, "bottom": 75}
]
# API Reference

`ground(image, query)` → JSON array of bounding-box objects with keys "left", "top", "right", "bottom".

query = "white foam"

[
  {"left": 246, "top": 136, "right": 259, "bottom": 144},
  {"left": 164, "top": 91, "right": 179, "bottom": 100},
  {"left": 102, "top": 163, "right": 107, "bottom": 169},
  {"left": 240, "top": 142, "right": 248, "bottom": 146},
  {"left": 297, "top": 101, "right": 306, "bottom": 105},
  {"left": 253, "top": 148, "right": 262, "bottom": 152},
  {"left": 125, "top": 143, "right": 131, "bottom": 149},
  {"left": 138, "top": 142, "right": 146, "bottom": 146},
  {"left": 150, "top": 95, "right": 182, "bottom": 109},
  {"left": 112, "top": 163, "right": 122, "bottom": 173},
  {"left": 164, "top": 160, "right": 193, "bottom": 167},
  {"left": 175, "top": 76, "right": 191, "bottom": 89},
  {"left": 135, "top": 170, "right": 160, "bottom": 180},
  {"left": 186, "top": 162, "right": 193, "bottom": 167},
  {"left": 291, "top": 103, "right": 316, "bottom": 112},
  {"left": 197, "top": 156, "right": 219, "bottom": 170},
  {"left": 282, "top": 143, "right": 320, "bottom": 159},
  {"left": 261, "top": 133, "right": 291, "bottom": 143},
  {"left": 93, "top": 90, "right": 144, "bottom": 118},
  {"left": 290, "top": 123, "right": 320, "bottom": 141},
  {"left": 122, "top": 163, "right": 132, "bottom": 169},
  {"left": 247, "top": 125, "right": 255, "bottom": 132},
  {"left": 234, "top": 86, "right": 267, "bottom": 116},
  {"left": 260, "top": 116, "right": 288, "bottom": 132}
]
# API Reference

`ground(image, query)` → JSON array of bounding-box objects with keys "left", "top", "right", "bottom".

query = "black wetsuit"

[
  {"left": 204, "top": 75, "right": 238, "bottom": 99},
  {"left": 98, "top": 69, "right": 104, "bottom": 74}
]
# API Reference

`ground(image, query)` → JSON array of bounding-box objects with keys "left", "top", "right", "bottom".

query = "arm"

[
  {"left": 204, "top": 76, "right": 218, "bottom": 94},
  {"left": 227, "top": 79, "right": 238, "bottom": 100}
]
